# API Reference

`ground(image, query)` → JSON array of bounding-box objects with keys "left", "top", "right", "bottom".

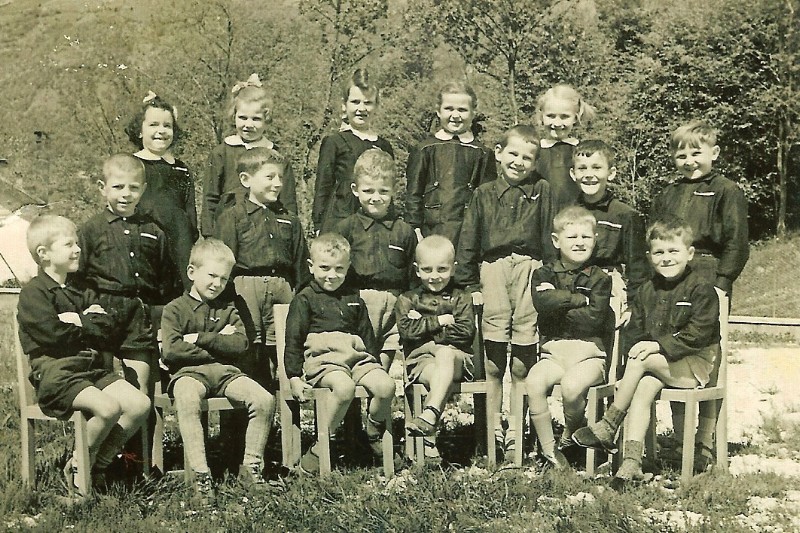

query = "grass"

[{"left": 733, "top": 231, "right": 800, "bottom": 318}]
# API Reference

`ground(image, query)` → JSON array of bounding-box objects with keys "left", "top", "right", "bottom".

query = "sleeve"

[
  {"left": 280, "top": 160, "right": 299, "bottom": 215},
  {"left": 183, "top": 170, "right": 199, "bottom": 242},
  {"left": 292, "top": 222, "right": 312, "bottom": 290},
  {"left": 312, "top": 135, "right": 338, "bottom": 230},
  {"left": 478, "top": 146, "right": 497, "bottom": 186},
  {"left": 622, "top": 209, "right": 650, "bottom": 301},
  {"left": 443, "top": 291, "right": 476, "bottom": 350},
  {"left": 621, "top": 289, "right": 649, "bottom": 353},
  {"left": 395, "top": 293, "right": 442, "bottom": 343},
  {"left": 716, "top": 183, "right": 749, "bottom": 291},
  {"left": 195, "top": 308, "right": 249, "bottom": 362},
  {"left": 454, "top": 192, "right": 482, "bottom": 291},
  {"left": 214, "top": 209, "right": 239, "bottom": 259},
  {"left": 160, "top": 302, "right": 216, "bottom": 368},
  {"left": 530, "top": 266, "right": 587, "bottom": 314},
  {"left": 404, "top": 227, "right": 418, "bottom": 290},
  {"left": 538, "top": 180, "right": 557, "bottom": 263},
  {"left": 565, "top": 270, "right": 612, "bottom": 337},
  {"left": 284, "top": 295, "right": 311, "bottom": 378},
  {"left": 73, "top": 221, "right": 95, "bottom": 288},
  {"left": 157, "top": 226, "right": 179, "bottom": 303},
  {"left": 202, "top": 145, "right": 225, "bottom": 237},
  {"left": 403, "top": 144, "right": 426, "bottom": 228},
  {"left": 357, "top": 298, "right": 379, "bottom": 357},
  {"left": 378, "top": 138, "right": 394, "bottom": 158},
  {"left": 656, "top": 284, "right": 720, "bottom": 361}
]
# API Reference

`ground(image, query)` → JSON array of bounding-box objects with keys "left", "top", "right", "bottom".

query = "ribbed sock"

[{"left": 531, "top": 411, "right": 556, "bottom": 458}]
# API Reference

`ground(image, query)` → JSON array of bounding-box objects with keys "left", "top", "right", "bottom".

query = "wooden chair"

[
  {"left": 14, "top": 310, "right": 92, "bottom": 495},
  {"left": 275, "top": 304, "right": 395, "bottom": 478},
  {"left": 644, "top": 288, "right": 729, "bottom": 483}
]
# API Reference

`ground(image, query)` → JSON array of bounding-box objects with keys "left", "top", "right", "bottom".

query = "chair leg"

[
  {"left": 681, "top": 400, "right": 698, "bottom": 483},
  {"left": 21, "top": 417, "right": 35, "bottom": 487},
  {"left": 511, "top": 386, "right": 525, "bottom": 467},
  {"left": 486, "top": 389, "right": 497, "bottom": 468},
  {"left": 413, "top": 385, "right": 425, "bottom": 465},
  {"left": 403, "top": 388, "right": 414, "bottom": 461},
  {"left": 645, "top": 402, "right": 657, "bottom": 462},
  {"left": 381, "top": 409, "right": 394, "bottom": 478},
  {"left": 715, "top": 397, "right": 728, "bottom": 472},
  {"left": 279, "top": 393, "right": 301, "bottom": 468},
  {"left": 153, "top": 406, "right": 165, "bottom": 473},
  {"left": 316, "top": 392, "right": 332, "bottom": 477},
  {"left": 141, "top": 423, "right": 151, "bottom": 477},
  {"left": 73, "top": 412, "right": 91, "bottom": 496},
  {"left": 585, "top": 388, "right": 599, "bottom": 475}
]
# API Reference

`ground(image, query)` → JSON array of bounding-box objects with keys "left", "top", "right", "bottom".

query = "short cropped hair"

[
  {"left": 647, "top": 218, "right": 694, "bottom": 247},
  {"left": 310, "top": 233, "right": 351, "bottom": 262},
  {"left": 26, "top": 215, "right": 77, "bottom": 264},
  {"left": 353, "top": 148, "right": 395, "bottom": 186},
  {"left": 237, "top": 147, "right": 286, "bottom": 176},
  {"left": 552, "top": 205, "right": 597, "bottom": 234},
  {"left": 102, "top": 153, "right": 145, "bottom": 184},
  {"left": 496, "top": 124, "right": 539, "bottom": 150},
  {"left": 341, "top": 68, "right": 379, "bottom": 104},
  {"left": 125, "top": 93, "right": 181, "bottom": 149},
  {"left": 189, "top": 238, "right": 235, "bottom": 270},
  {"left": 437, "top": 81, "right": 478, "bottom": 109},
  {"left": 573, "top": 139, "right": 616, "bottom": 167},
  {"left": 670, "top": 120, "right": 718, "bottom": 152},
  {"left": 415, "top": 235, "right": 455, "bottom": 263}
]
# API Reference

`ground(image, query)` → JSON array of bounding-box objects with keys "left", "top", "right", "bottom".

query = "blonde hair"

[
  {"left": 237, "top": 147, "right": 286, "bottom": 176},
  {"left": 102, "top": 153, "right": 145, "bottom": 184},
  {"left": 26, "top": 215, "right": 77, "bottom": 265},
  {"left": 552, "top": 205, "right": 597, "bottom": 233},
  {"left": 310, "top": 233, "right": 351, "bottom": 262},
  {"left": 535, "top": 84, "right": 596, "bottom": 127},
  {"left": 341, "top": 68, "right": 379, "bottom": 104},
  {"left": 670, "top": 120, "right": 718, "bottom": 152},
  {"left": 353, "top": 148, "right": 395, "bottom": 186},
  {"left": 437, "top": 81, "right": 478, "bottom": 109},
  {"left": 647, "top": 218, "right": 694, "bottom": 247},
  {"left": 415, "top": 235, "right": 455, "bottom": 263},
  {"left": 189, "top": 238, "right": 235, "bottom": 270},
  {"left": 226, "top": 77, "right": 272, "bottom": 131}
]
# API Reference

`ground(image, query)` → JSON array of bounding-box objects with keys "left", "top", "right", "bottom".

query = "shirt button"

[
  {"left": 124, "top": 230, "right": 130, "bottom": 235},
  {"left": 130, "top": 252, "right": 135, "bottom": 257},
  {"left": 433, "top": 181, "right": 439, "bottom": 187},
  {"left": 134, "top": 272, "right": 140, "bottom": 277}
]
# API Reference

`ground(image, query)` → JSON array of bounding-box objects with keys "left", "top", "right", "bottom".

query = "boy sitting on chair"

[
  {"left": 160, "top": 239, "right": 275, "bottom": 503},
  {"left": 572, "top": 218, "right": 720, "bottom": 486},
  {"left": 18, "top": 215, "right": 150, "bottom": 492}
]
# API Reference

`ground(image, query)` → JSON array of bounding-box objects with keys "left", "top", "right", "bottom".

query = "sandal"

[
  {"left": 407, "top": 406, "right": 441, "bottom": 437},
  {"left": 299, "top": 446, "right": 320, "bottom": 475}
]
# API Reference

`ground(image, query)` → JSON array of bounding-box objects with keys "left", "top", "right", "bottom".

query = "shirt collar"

[
  {"left": 495, "top": 175, "right": 535, "bottom": 198},
  {"left": 356, "top": 208, "right": 395, "bottom": 229},
  {"left": 103, "top": 207, "right": 140, "bottom": 223},
  {"left": 434, "top": 129, "right": 475, "bottom": 143},
  {"left": 38, "top": 269, "right": 67, "bottom": 291},
  {"left": 244, "top": 197, "right": 283, "bottom": 215},
  {"left": 223, "top": 134, "right": 274, "bottom": 150},
  {"left": 339, "top": 123, "right": 378, "bottom": 142},
  {"left": 540, "top": 137, "right": 579, "bottom": 149},
  {"left": 678, "top": 170, "right": 716, "bottom": 184},
  {"left": 579, "top": 190, "right": 614, "bottom": 209},
  {"left": 551, "top": 259, "right": 590, "bottom": 274},
  {"left": 134, "top": 148, "right": 176, "bottom": 165},
  {"left": 186, "top": 289, "right": 208, "bottom": 311}
]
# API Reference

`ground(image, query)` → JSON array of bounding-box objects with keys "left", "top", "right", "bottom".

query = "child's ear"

[
  {"left": 494, "top": 144, "right": 503, "bottom": 161},
  {"left": 35, "top": 245, "right": 48, "bottom": 264},
  {"left": 96, "top": 180, "right": 106, "bottom": 192},
  {"left": 711, "top": 145, "right": 720, "bottom": 160},
  {"left": 239, "top": 172, "right": 250, "bottom": 188},
  {"left": 351, "top": 182, "right": 359, "bottom": 197},
  {"left": 608, "top": 167, "right": 617, "bottom": 181},
  {"left": 186, "top": 264, "right": 196, "bottom": 282},
  {"left": 569, "top": 168, "right": 577, "bottom": 181},
  {"left": 687, "top": 245, "right": 696, "bottom": 261},
  {"left": 307, "top": 258, "right": 314, "bottom": 274},
  {"left": 551, "top": 232, "right": 561, "bottom": 249}
]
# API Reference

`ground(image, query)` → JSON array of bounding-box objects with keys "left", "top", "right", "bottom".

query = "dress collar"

[
  {"left": 223, "top": 134, "right": 274, "bottom": 150},
  {"left": 134, "top": 148, "right": 176, "bottom": 165},
  {"left": 540, "top": 137, "right": 579, "bottom": 149},
  {"left": 434, "top": 129, "right": 475, "bottom": 143},
  {"left": 339, "top": 123, "right": 378, "bottom": 142}
]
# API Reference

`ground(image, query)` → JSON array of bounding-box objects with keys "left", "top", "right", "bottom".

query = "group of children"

[{"left": 16, "top": 69, "right": 749, "bottom": 502}]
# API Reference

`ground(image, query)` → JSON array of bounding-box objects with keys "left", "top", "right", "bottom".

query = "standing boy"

[{"left": 455, "top": 124, "right": 555, "bottom": 457}]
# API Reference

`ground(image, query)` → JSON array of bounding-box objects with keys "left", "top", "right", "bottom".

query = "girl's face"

[
  {"left": 541, "top": 97, "right": 578, "bottom": 140},
  {"left": 342, "top": 86, "right": 376, "bottom": 131},
  {"left": 140, "top": 107, "right": 174, "bottom": 155},
  {"left": 235, "top": 100, "right": 268, "bottom": 142},
  {"left": 437, "top": 92, "right": 475, "bottom": 136}
]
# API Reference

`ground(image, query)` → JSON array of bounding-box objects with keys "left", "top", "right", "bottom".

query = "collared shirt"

[
  {"left": 334, "top": 210, "right": 417, "bottom": 292},
  {"left": 578, "top": 191, "right": 650, "bottom": 298},
  {"left": 455, "top": 176, "right": 556, "bottom": 289},
  {"left": 540, "top": 137, "right": 579, "bottom": 148},
  {"left": 394, "top": 283, "right": 474, "bottom": 354},
  {"left": 434, "top": 129, "right": 475, "bottom": 144},
  {"left": 531, "top": 261, "right": 612, "bottom": 352},
  {"left": 624, "top": 268, "right": 720, "bottom": 361},
  {"left": 536, "top": 141, "right": 579, "bottom": 213},
  {"left": 338, "top": 123, "right": 378, "bottom": 142},
  {"left": 284, "top": 281, "right": 376, "bottom": 378},
  {"left": 650, "top": 171, "right": 749, "bottom": 288},
  {"left": 17, "top": 271, "right": 119, "bottom": 358},
  {"left": 312, "top": 130, "right": 394, "bottom": 232},
  {"left": 75, "top": 209, "right": 173, "bottom": 303},
  {"left": 160, "top": 291, "right": 249, "bottom": 372},
  {"left": 214, "top": 198, "right": 310, "bottom": 287},
  {"left": 201, "top": 135, "right": 297, "bottom": 236},
  {"left": 404, "top": 134, "right": 496, "bottom": 231}
]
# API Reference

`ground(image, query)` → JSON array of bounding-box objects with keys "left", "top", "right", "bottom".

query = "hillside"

[{"left": 733, "top": 232, "right": 800, "bottom": 318}]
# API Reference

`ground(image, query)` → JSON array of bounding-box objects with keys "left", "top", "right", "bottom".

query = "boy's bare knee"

[
  {"left": 510, "top": 360, "right": 529, "bottom": 380},
  {"left": 250, "top": 391, "right": 275, "bottom": 416},
  {"left": 485, "top": 360, "right": 503, "bottom": 379},
  {"left": 96, "top": 398, "right": 122, "bottom": 424},
  {"left": 372, "top": 375, "right": 397, "bottom": 399},
  {"left": 330, "top": 381, "right": 356, "bottom": 402}
]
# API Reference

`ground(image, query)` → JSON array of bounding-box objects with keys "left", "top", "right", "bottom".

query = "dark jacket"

[{"left": 395, "top": 283, "right": 474, "bottom": 354}]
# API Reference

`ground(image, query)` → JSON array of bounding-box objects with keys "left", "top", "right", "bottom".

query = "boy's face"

[
  {"left": 342, "top": 86, "right": 376, "bottom": 131},
  {"left": 648, "top": 237, "right": 695, "bottom": 280},
  {"left": 351, "top": 175, "right": 392, "bottom": 219},
  {"left": 187, "top": 258, "right": 232, "bottom": 302},
  {"left": 541, "top": 97, "right": 578, "bottom": 140},
  {"left": 99, "top": 169, "right": 146, "bottom": 217},
  {"left": 235, "top": 100, "right": 267, "bottom": 143},
  {"left": 437, "top": 92, "right": 475, "bottom": 136},
  {"left": 552, "top": 221, "right": 595, "bottom": 267},
  {"left": 415, "top": 249, "right": 454, "bottom": 293},
  {"left": 39, "top": 230, "right": 81, "bottom": 273},
  {"left": 308, "top": 251, "right": 349, "bottom": 292},
  {"left": 571, "top": 151, "right": 616, "bottom": 201},
  {"left": 494, "top": 136, "right": 537, "bottom": 184},
  {"left": 140, "top": 106, "right": 174, "bottom": 155},
  {"left": 241, "top": 163, "right": 283, "bottom": 205},
  {"left": 673, "top": 142, "right": 719, "bottom": 180}
]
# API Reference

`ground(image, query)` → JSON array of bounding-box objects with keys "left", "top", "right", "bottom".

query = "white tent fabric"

[{"left": 0, "top": 211, "right": 37, "bottom": 284}]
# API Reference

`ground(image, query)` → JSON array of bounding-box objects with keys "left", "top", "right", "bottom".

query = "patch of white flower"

[
  {"left": 735, "top": 492, "right": 800, "bottom": 532},
  {"left": 730, "top": 455, "right": 800, "bottom": 477},
  {"left": 641, "top": 508, "right": 706, "bottom": 531}
]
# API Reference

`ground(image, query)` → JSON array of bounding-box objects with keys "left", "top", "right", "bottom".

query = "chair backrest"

[
  {"left": 13, "top": 310, "right": 37, "bottom": 409},
  {"left": 274, "top": 304, "right": 291, "bottom": 393},
  {"left": 710, "top": 287, "right": 730, "bottom": 388}
]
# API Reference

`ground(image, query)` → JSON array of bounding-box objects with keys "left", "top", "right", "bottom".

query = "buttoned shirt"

[
  {"left": 394, "top": 283, "right": 474, "bottom": 354},
  {"left": 160, "top": 291, "right": 249, "bottom": 372}
]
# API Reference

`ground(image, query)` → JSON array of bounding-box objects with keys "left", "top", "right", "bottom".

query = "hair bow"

[
  {"left": 231, "top": 73, "right": 263, "bottom": 95},
  {"left": 143, "top": 90, "right": 158, "bottom": 104}
]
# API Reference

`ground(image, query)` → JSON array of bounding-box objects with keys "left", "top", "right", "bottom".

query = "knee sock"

[
  {"left": 696, "top": 415, "right": 717, "bottom": 455},
  {"left": 616, "top": 440, "right": 644, "bottom": 480},
  {"left": 592, "top": 404, "right": 626, "bottom": 443},
  {"left": 94, "top": 425, "right": 128, "bottom": 471},
  {"left": 563, "top": 408, "right": 587, "bottom": 442},
  {"left": 531, "top": 411, "right": 556, "bottom": 458}
]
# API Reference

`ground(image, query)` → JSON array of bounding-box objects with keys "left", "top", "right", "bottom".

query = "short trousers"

[
  {"left": 29, "top": 351, "right": 122, "bottom": 420},
  {"left": 668, "top": 345, "right": 717, "bottom": 388},
  {"left": 404, "top": 341, "right": 474, "bottom": 383},
  {"left": 302, "top": 331, "right": 382, "bottom": 387},
  {"left": 480, "top": 254, "right": 540, "bottom": 345},
  {"left": 95, "top": 292, "right": 158, "bottom": 363},
  {"left": 167, "top": 362, "right": 245, "bottom": 397},
  {"left": 540, "top": 339, "right": 607, "bottom": 377},
  {"left": 359, "top": 289, "right": 400, "bottom": 352},
  {"left": 234, "top": 275, "right": 293, "bottom": 345}
]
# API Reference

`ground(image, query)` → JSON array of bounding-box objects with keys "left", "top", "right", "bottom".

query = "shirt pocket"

[
  {"left": 423, "top": 181, "right": 442, "bottom": 222},
  {"left": 387, "top": 242, "right": 410, "bottom": 269},
  {"left": 138, "top": 229, "right": 162, "bottom": 260},
  {"left": 669, "top": 301, "right": 693, "bottom": 330}
]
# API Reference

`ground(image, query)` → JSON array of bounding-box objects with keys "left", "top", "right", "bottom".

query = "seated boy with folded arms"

[
  {"left": 572, "top": 218, "right": 720, "bottom": 486},
  {"left": 285, "top": 233, "right": 396, "bottom": 473},
  {"left": 524, "top": 206, "right": 612, "bottom": 469},
  {"left": 161, "top": 239, "right": 275, "bottom": 502},
  {"left": 397, "top": 235, "right": 475, "bottom": 437},
  {"left": 18, "top": 215, "right": 150, "bottom": 492}
]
